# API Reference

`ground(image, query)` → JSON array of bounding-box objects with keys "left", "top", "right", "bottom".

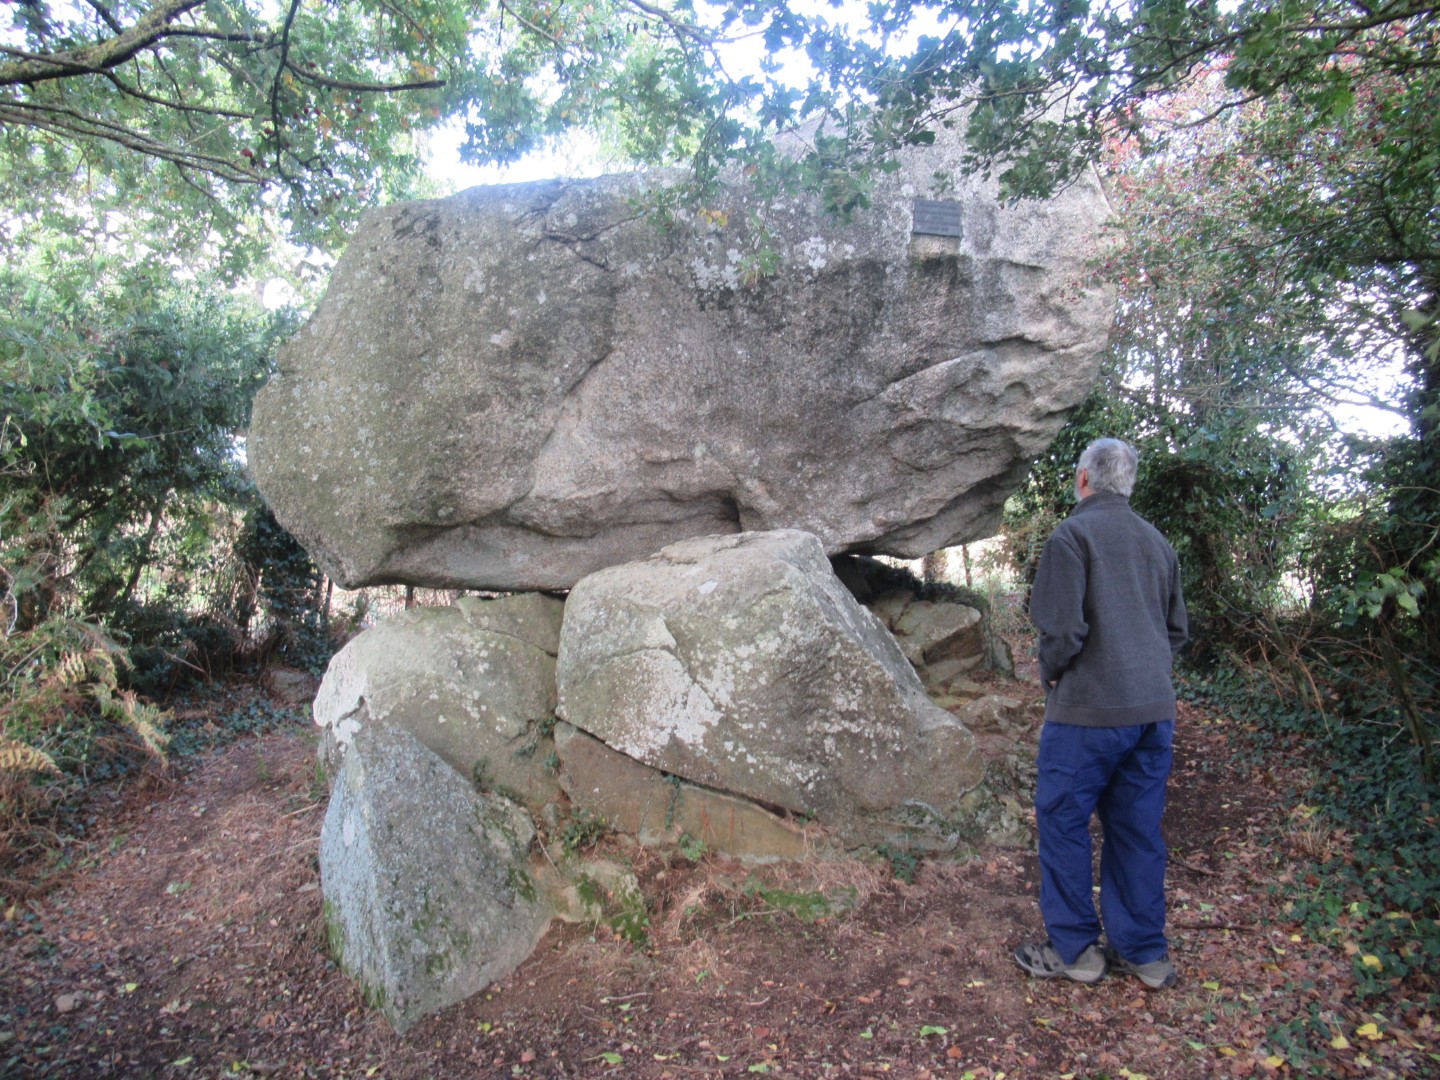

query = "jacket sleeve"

[
  {"left": 1030, "top": 529, "right": 1088, "bottom": 685},
  {"left": 1167, "top": 557, "right": 1189, "bottom": 657}
]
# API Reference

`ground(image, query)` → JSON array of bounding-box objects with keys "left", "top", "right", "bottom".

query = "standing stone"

[
  {"left": 555, "top": 529, "right": 984, "bottom": 846},
  {"left": 314, "top": 593, "right": 563, "bottom": 810},
  {"left": 319, "top": 722, "right": 549, "bottom": 1033},
  {"left": 249, "top": 125, "right": 1114, "bottom": 592}
]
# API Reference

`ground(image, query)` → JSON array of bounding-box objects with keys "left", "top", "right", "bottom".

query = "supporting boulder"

[
  {"left": 553, "top": 721, "right": 815, "bottom": 862},
  {"left": 556, "top": 529, "right": 985, "bottom": 847},
  {"left": 319, "top": 721, "right": 549, "bottom": 1033},
  {"left": 314, "top": 593, "right": 563, "bottom": 811}
]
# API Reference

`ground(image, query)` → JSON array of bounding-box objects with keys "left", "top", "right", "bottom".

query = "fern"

[
  {"left": 0, "top": 736, "right": 60, "bottom": 776},
  {"left": 1, "top": 616, "right": 168, "bottom": 877},
  {"left": 2, "top": 615, "right": 168, "bottom": 767},
  {"left": 91, "top": 683, "right": 169, "bottom": 762},
  {"left": 55, "top": 649, "right": 90, "bottom": 687}
]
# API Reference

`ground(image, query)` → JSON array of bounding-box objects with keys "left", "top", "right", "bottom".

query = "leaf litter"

[{"left": 0, "top": 680, "right": 1436, "bottom": 1078}]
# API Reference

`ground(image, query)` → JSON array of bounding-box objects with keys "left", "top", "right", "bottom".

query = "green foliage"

[
  {"left": 875, "top": 843, "right": 920, "bottom": 885},
  {"left": 607, "top": 892, "right": 651, "bottom": 945},
  {"left": 575, "top": 870, "right": 650, "bottom": 944},
  {"left": 2, "top": 0, "right": 449, "bottom": 265},
  {"left": 559, "top": 808, "right": 610, "bottom": 857},
  {"left": 163, "top": 691, "right": 308, "bottom": 760},
  {"left": 507, "top": 863, "right": 538, "bottom": 905},
  {"left": 0, "top": 243, "right": 336, "bottom": 694},
  {"left": 1010, "top": 22, "right": 1437, "bottom": 658},
  {"left": 4, "top": 0, "right": 1424, "bottom": 266},
  {"left": 1101, "top": 36, "right": 1438, "bottom": 647},
  {"left": 1003, "top": 392, "right": 1124, "bottom": 586},
  {"left": 741, "top": 877, "right": 853, "bottom": 923},
  {"left": 1, "top": 254, "right": 289, "bottom": 624},
  {"left": 234, "top": 505, "right": 332, "bottom": 674},
  {"left": 677, "top": 832, "right": 707, "bottom": 861},
  {"left": 512, "top": 712, "right": 558, "bottom": 763},
  {"left": 1132, "top": 424, "right": 1308, "bottom": 637},
  {"left": 1182, "top": 662, "right": 1440, "bottom": 1013}
]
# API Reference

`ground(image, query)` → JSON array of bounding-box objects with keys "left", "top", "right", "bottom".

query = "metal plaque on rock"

[{"left": 911, "top": 199, "right": 963, "bottom": 238}]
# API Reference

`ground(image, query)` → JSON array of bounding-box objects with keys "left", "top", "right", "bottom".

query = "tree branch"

[
  {"left": 267, "top": 0, "right": 303, "bottom": 179},
  {"left": 622, "top": 0, "right": 716, "bottom": 45},
  {"left": 0, "top": 0, "right": 207, "bottom": 88},
  {"left": 282, "top": 62, "right": 445, "bottom": 94},
  {"left": 85, "top": 0, "right": 126, "bottom": 36},
  {"left": 0, "top": 100, "right": 264, "bottom": 183},
  {"left": 95, "top": 66, "right": 250, "bottom": 119}
]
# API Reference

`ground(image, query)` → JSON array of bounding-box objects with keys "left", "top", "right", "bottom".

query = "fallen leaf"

[
  {"left": 1330, "top": 1034, "right": 1351, "bottom": 1050},
  {"left": 1356, "top": 1022, "right": 1383, "bottom": 1041}
]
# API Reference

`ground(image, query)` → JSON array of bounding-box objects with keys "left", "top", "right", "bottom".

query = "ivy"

[{"left": 1183, "top": 663, "right": 1440, "bottom": 1011}]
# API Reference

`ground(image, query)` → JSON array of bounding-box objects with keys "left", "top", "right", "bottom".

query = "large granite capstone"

[{"left": 250, "top": 131, "right": 1114, "bottom": 591}]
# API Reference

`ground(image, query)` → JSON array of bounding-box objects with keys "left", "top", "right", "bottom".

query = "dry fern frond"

[
  {"left": 0, "top": 736, "right": 61, "bottom": 776},
  {"left": 55, "top": 649, "right": 91, "bottom": 687},
  {"left": 91, "top": 683, "right": 170, "bottom": 763}
]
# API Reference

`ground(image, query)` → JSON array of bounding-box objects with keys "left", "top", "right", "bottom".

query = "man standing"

[{"left": 1014, "top": 437, "right": 1189, "bottom": 989}]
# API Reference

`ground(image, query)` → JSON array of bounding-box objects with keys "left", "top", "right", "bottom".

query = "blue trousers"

[{"left": 1035, "top": 720, "right": 1173, "bottom": 965}]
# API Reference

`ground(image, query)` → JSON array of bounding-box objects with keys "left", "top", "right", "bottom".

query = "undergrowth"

[
  {"left": 1, "top": 618, "right": 170, "bottom": 887},
  {"left": 163, "top": 690, "right": 310, "bottom": 759},
  {"left": 1181, "top": 658, "right": 1440, "bottom": 1024},
  {"left": 1, "top": 616, "right": 310, "bottom": 895}
]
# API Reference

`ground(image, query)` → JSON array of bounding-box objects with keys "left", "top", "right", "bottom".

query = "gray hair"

[{"left": 1078, "top": 438, "right": 1139, "bottom": 496}]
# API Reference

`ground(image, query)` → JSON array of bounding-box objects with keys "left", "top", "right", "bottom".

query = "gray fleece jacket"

[{"left": 1030, "top": 492, "right": 1189, "bottom": 727}]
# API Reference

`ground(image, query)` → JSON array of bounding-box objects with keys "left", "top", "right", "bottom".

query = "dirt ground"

[{"left": 2, "top": 672, "right": 1436, "bottom": 1079}]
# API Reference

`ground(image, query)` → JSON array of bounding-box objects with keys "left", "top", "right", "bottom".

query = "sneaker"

[
  {"left": 1107, "top": 949, "right": 1177, "bottom": 990},
  {"left": 1013, "top": 941, "right": 1107, "bottom": 984}
]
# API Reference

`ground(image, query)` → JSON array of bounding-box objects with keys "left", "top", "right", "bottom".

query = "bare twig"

[{"left": 1173, "top": 858, "right": 1220, "bottom": 877}]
